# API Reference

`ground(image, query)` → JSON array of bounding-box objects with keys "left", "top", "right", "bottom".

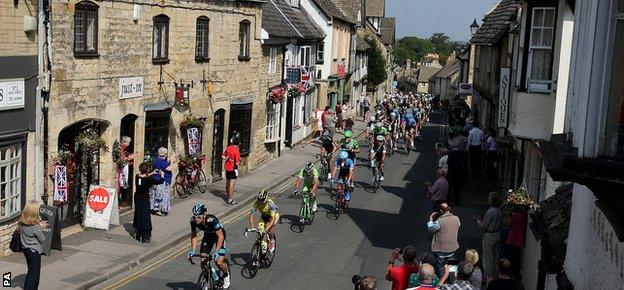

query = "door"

[
  {"left": 120, "top": 114, "right": 137, "bottom": 207},
  {"left": 285, "top": 96, "right": 294, "bottom": 147},
  {"left": 211, "top": 109, "right": 225, "bottom": 180}
]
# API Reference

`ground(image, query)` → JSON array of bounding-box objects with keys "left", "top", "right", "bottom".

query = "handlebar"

[
  {"left": 244, "top": 227, "right": 265, "bottom": 238},
  {"left": 187, "top": 253, "right": 210, "bottom": 265}
]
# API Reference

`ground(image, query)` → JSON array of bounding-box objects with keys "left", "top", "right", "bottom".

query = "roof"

[
  {"left": 401, "top": 66, "right": 441, "bottom": 84},
  {"left": 365, "top": 0, "right": 384, "bottom": 17},
  {"left": 470, "top": 0, "right": 520, "bottom": 45},
  {"left": 262, "top": 0, "right": 325, "bottom": 40},
  {"left": 379, "top": 17, "right": 395, "bottom": 45},
  {"left": 431, "top": 58, "right": 460, "bottom": 80},
  {"left": 311, "top": 0, "right": 356, "bottom": 24},
  {"left": 356, "top": 34, "right": 371, "bottom": 51}
]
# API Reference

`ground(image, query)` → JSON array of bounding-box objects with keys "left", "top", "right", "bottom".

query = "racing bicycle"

[
  {"left": 243, "top": 227, "right": 276, "bottom": 278},
  {"left": 297, "top": 189, "right": 315, "bottom": 231},
  {"left": 330, "top": 179, "right": 349, "bottom": 219},
  {"left": 317, "top": 152, "right": 332, "bottom": 182},
  {"left": 188, "top": 253, "right": 229, "bottom": 290}
]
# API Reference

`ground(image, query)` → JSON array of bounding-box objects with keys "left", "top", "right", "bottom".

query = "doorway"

[
  {"left": 211, "top": 109, "right": 225, "bottom": 180},
  {"left": 285, "top": 97, "right": 293, "bottom": 147},
  {"left": 119, "top": 114, "right": 137, "bottom": 207}
]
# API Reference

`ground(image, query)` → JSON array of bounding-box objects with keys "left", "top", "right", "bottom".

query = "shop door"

[
  {"left": 119, "top": 114, "right": 137, "bottom": 207},
  {"left": 211, "top": 109, "right": 225, "bottom": 180},
  {"left": 285, "top": 97, "right": 294, "bottom": 147}
]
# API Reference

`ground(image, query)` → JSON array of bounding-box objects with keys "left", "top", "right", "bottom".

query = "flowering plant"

[
  {"left": 288, "top": 84, "right": 307, "bottom": 97},
  {"left": 269, "top": 86, "right": 286, "bottom": 103},
  {"left": 504, "top": 185, "right": 536, "bottom": 211},
  {"left": 179, "top": 113, "right": 206, "bottom": 131}
]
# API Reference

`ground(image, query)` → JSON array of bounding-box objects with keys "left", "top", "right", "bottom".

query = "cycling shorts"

[{"left": 200, "top": 235, "right": 228, "bottom": 256}]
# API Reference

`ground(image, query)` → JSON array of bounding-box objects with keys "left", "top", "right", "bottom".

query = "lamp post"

[{"left": 470, "top": 18, "right": 479, "bottom": 36}]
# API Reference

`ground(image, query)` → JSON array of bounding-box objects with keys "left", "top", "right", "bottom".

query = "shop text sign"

[
  {"left": 498, "top": 68, "right": 510, "bottom": 128},
  {"left": 0, "top": 78, "right": 25, "bottom": 111},
  {"left": 119, "top": 77, "right": 143, "bottom": 99}
]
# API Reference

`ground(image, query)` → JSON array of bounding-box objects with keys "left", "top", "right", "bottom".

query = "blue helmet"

[
  {"left": 339, "top": 150, "right": 349, "bottom": 160},
  {"left": 192, "top": 203, "right": 207, "bottom": 216}
]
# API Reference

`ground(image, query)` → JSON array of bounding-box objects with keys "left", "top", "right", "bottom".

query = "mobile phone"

[{"left": 447, "top": 258, "right": 460, "bottom": 272}]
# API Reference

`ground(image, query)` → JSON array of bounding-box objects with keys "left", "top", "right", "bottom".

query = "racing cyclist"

[
  {"left": 370, "top": 135, "right": 387, "bottom": 181},
  {"left": 188, "top": 203, "right": 231, "bottom": 288},
  {"left": 293, "top": 162, "right": 319, "bottom": 212},
  {"left": 331, "top": 151, "right": 355, "bottom": 204},
  {"left": 339, "top": 130, "right": 360, "bottom": 185},
  {"left": 248, "top": 189, "right": 279, "bottom": 253}
]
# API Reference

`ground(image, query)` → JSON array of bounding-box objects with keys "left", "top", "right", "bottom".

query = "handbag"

[{"left": 10, "top": 227, "right": 22, "bottom": 252}]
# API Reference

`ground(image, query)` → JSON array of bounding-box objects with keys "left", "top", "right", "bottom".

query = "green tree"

[{"left": 366, "top": 37, "right": 387, "bottom": 90}]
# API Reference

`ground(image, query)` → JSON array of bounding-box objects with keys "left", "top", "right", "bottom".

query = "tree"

[
  {"left": 366, "top": 37, "right": 387, "bottom": 90},
  {"left": 393, "top": 33, "right": 467, "bottom": 66}
]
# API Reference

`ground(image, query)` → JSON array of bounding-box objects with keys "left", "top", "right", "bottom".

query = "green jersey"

[
  {"left": 372, "top": 126, "right": 389, "bottom": 136},
  {"left": 298, "top": 167, "right": 319, "bottom": 185}
]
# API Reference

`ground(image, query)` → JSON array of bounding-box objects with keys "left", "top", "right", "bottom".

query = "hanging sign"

[
  {"left": 83, "top": 186, "right": 119, "bottom": 230},
  {"left": 187, "top": 127, "right": 201, "bottom": 155},
  {"left": 175, "top": 84, "right": 190, "bottom": 108},
  {"left": 39, "top": 205, "right": 62, "bottom": 256},
  {"left": 337, "top": 64, "right": 346, "bottom": 79},
  {"left": 53, "top": 165, "right": 68, "bottom": 203},
  {"left": 119, "top": 77, "right": 143, "bottom": 99},
  {"left": 0, "top": 78, "right": 25, "bottom": 111},
  {"left": 458, "top": 83, "right": 473, "bottom": 95},
  {"left": 498, "top": 68, "right": 510, "bottom": 128}
]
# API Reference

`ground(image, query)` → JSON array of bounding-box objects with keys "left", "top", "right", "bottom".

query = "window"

[
  {"left": 526, "top": 7, "right": 556, "bottom": 92},
  {"left": 229, "top": 103, "right": 253, "bottom": 155},
  {"left": 293, "top": 95, "right": 301, "bottom": 127},
  {"left": 144, "top": 110, "right": 170, "bottom": 159},
  {"left": 153, "top": 15, "right": 170, "bottom": 63},
  {"left": 0, "top": 143, "right": 22, "bottom": 221},
  {"left": 299, "top": 46, "right": 312, "bottom": 67},
  {"left": 268, "top": 47, "right": 278, "bottom": 75},
  {"left": 604, "top": 2, "right": 624, "bottom": 158},
  {"left": 239, "top": 20, "right": 251, "bottom": 60},
  {"left": 303, "top": 90, "right": 316, "bottom": 123},
  {"left": 265, "top": 102, "right": 280, "bottom": 142},
  {"left": 368, "top": 17, "right": 380, "bottom": 31},
  {"left": 195, "top": 17, "right": 210, "bottom": 61},
  {"left": 74, "top": 1, "right": 98, "bottom": 56},
  {"left": 316, "top": 42, "right": 324, "bottom": 64}
]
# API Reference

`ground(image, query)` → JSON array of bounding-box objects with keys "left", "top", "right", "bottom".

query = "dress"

[
  {"left": 151, "top": 157, "right": 172, "bottom": 214},
  {"left": 134, "top": 175, "right": 160, "bottom": 240}
]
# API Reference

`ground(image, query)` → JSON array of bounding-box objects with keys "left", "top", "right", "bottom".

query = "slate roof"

[
  {"left": 431, "top": 58, "right": 460, "bottom": 80},
  {"left": 470, "top": 0, "right": 520, "bottom": 45},
  {"left": 356, "top": 34, "right": 371, "bottom": 51},
  {"left": 262, "top": 0, "right": 325, "bottom": 40},
  {"left": 379, "top": 17, "right": 395, "bottom": 45},
  {"left": 402, "top": 66, "right": 441, "bottom": 84},
  {"left": 365, "top": 0, "right": 384, "bottom": 17},
  {"left": 311, "top": 0, "right": 356, "bottom": 24}
]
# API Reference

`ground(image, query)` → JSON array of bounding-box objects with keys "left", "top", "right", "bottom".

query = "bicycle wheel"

[
  {"left": 247, "top": 242, "right": 260, "bottom": 278},
  {"left": 175, "top": 173, "right": 191, "bottom": 199},
  {"left": 264, "top": 235, "right": 276, "bottom": 267},
  {"left": 196, "top": 270, "right": 212, "bottom": 290},
  {"left": 196, "top": 169, "right": 207, "bottom": 193},
  {"left": 333, "top": 191, "right": 342, "bottom": 219},
  {"left": 298, "top": 200, "right": 307, "bottom": 231}
]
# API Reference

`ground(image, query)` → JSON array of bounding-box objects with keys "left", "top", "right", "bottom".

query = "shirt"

[
  {"left": 190, "top": 214, "right": 226, "bottom": 239},
  {"left": 251, "top": 199, "right": 279, "bottom": 218},
  {"left": 477, "top": 207, "right": 503, "bottom": 233},
  {"left": 222, "top": 145, "right": 240, "bottom": 172},
  {"left": 324, "top": 114, "right": 336, "bottom": 129},
  {"left": 428, "top": 213, "right": 461, "bottom": 253},
  {"left": 429, "top": 176, "right": 449, "bottom": 201},
  {"left": 386, "top": 264, "right": 420, "bottom": 290},
  {"left": 439, "top": 280, "right": 478, "bottom": 290},
  {"left": 486, "top": 278, "right": 520, "bottom": 290},
  {"left": 298, "top": 167, "right": 319, "bottom": 185},
  {"left": 485, "top": 136, "right": 497, "bottom": 151},
  {"left": 467, "top": 127, "right": 484, "bottom": 147},
  {"left": 153, "top": 157, "right": 172, "bottom": 184}
]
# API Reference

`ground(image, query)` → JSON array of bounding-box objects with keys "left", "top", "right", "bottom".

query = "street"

[{"left": 98, "top": 115, "right": 487, "bottom": 290}]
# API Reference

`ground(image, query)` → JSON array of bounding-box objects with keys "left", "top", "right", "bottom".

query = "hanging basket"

[
  {"left": 179, "top": 113, "right": 206, "bottom": 132},
  {"left": 268, "top": 86, "right": 286, "bottom": 104}
]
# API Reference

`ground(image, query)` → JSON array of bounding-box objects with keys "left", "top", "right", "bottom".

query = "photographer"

[
  {"left": 386, "top": 245, "right": 419, "bottom": 290},
  {"left": 439, "top": 261, "right": 478, "bottom": 290},
  {"left": 427, "top": 203, "right": 460, "bottom": 278}
]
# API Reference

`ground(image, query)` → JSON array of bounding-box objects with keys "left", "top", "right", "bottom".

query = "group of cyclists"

[{"left": 186, "top": 92, "right": 434, "bottom": 289}]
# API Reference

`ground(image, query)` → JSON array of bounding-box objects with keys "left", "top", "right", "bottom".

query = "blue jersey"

[{"left": 335, "top": 158, "right": 355, "bottom": 169}]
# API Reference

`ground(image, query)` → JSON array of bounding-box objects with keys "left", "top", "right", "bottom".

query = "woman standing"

[
  {"left": 19, "top": 200, "right": 48, "bottom": 290},
  {"left": 151, "top": 147, "right": 175, "bottom": 215},
  {"left": 134, "top": 162, "right": 163, "bottom": 243},
  {"left": 473, "top": 192, "right": 503, "bottom": 286}
]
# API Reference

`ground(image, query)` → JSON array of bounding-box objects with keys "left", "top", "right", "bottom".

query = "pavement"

[
  {"left": 92, "top": 113, "right": 496, "bottom": 290},
  {"left": 0, "top": 120, "right": 368, "bottom": 290}
]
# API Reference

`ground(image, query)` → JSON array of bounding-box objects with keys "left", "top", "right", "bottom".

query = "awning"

[{"left": 143, "top": 102, "right": 173, "bottom": 112}]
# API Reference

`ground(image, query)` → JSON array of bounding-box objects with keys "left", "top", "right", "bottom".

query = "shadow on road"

[{"left": 165, "top": 281, "right": 197, "bottom": 289}]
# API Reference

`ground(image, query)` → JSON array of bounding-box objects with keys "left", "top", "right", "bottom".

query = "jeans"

[
  {"left": 433, "top": 251, "right": 455, "bottom": 279},
  {"left": 23, "top": 248, "right": 41, "bottom": 290}
]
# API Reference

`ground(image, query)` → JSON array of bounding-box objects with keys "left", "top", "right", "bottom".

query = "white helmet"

[{"left": 370, "top": 116, "right": 376, "bottom": 122}]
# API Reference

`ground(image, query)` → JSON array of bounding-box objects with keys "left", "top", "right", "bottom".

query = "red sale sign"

[
  {"left": 83, "top": 185, "right": 119, "bottom": 230},
  {"left": 87, "top": 187, "right": 110, "bottom": 211}
]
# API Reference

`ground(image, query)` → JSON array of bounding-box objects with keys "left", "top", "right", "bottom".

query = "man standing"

[
  {"left": 222, "top": 133, "right": 241, "bottom": 205},
  {"left": 385, "top": 245, "right": 419, "bottom": 290},
  {"left": 324, "top": 108, "right": 336, "bottom": 138},
  {"left": 425, "top": 168, "right": 449, "bottom": 212},
  {"left": 439, "top": 261, "right": 478, "bottom": 290},
  {"left": 427, "top": 203, "right": 461, "bottom": 278},
  {"left": 362, "top": 95, "right": 371, "bottom": 122},
  {"left": 467, "top": 122, "right": 484, "bottom": 177},
  {"left": 486, "top": 259, "right": 520, "bottom": 290}
]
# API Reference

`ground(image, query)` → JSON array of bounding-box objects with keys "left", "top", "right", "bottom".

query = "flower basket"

[
  {"left": 288, "top": 83, "right": 307, "bottom": 98},
  {"left": 503, "top": 186, "right": 536, "bottom": 212},
  {"left": 179, "top": 113, "right": 206, "bottom": 132},
  {"left": 268, "top": 86, "right": 286, "bottom": 104}
]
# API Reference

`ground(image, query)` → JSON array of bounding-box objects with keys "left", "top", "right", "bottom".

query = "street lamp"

[{"left": 470, "top": 18, "right": 479, "bottom": 36}]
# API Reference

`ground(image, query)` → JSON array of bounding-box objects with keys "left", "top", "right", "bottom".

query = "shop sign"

[
  {"left": 458, "top": 83, "right": 473, "bottom": 95},
  {"left": 83, "top": 185, "right": 119, "bottom": 230},
  {"left": 175, "top": 84, "right": 190, "bottom": 109},
  {"left": 0, "top": 78, "right": 25, "bottom": 111},
  {"left": 337, "top": 64, "right": 346, "bottom": 79},
  {"left": 498, "top": 68, "right": 510, "bottom": 128},
  {"left": 119, "top": 77, "right": 144, "bottom": 99}
]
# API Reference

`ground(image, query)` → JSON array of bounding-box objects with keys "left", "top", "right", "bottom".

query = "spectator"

[
  {"left": 447, "top": 146, "right": 468, "bottom": 206},
  {"left": 324, "top": 109, "right": 336, "bottom": 138},
  {"left": 425, "top": 168, "right": 449, "bottom": 212},
  {"left": 386, "top": 246, "right": 420, "bottom": 290},
  {"left": 465, "top": 249, "right": 483, "bottom": 289},
  {"left": 345, "top": 116, "right": 355, "bottom": 132},
  {"left": 439, "top": 261, "right": 478, "bottom": 290},
  {"left": 448, "top": 132, "right": 460, "bottom": 151},
  {"left": 134, "top": 162, "right": 163, "bottom": 243},
  {"left": 466, "top": 123, "right": 484, "bottom": 177},
  {"left": 458, "top": 131, "right": 469, "bottom": 153},
  {"left": 363, "top": 96, "right": 371, "bottom": 122},
  {"left": 321, "top": 106, "right": 330, "bottom": 128},
  {"left": 151, "top": 147, "right": 175, "bottom": 215},
  {"left": 19, "top": 200, "right": 48, "bottom": 290},
  {"left": 117, "top": 136, "right": 135, "bottom": 207},
  {"left": 359, "top": 275, "right": 377, "bottom": 290},
  {"left": 473, "top": 192, "right": 503, "bottom": 285},
  {"left": 484, "top": 130, "right": 497, "bottom": 180},
  {"left": 412, "top": 263, "right": 439, "bottom": 290},
  {"left": 223, "top": 132, "right": 242, "bottom": 205},
  {"left": 336, "top": 102, "right": 343, "bottom": 130},
  {"left": 486, "top": 259, "right": 520, "bottom": 290},
  {"left": 438, "top": 147, "right": 449, "bottom": 174},
  {"left": 427, "top": 203, "right": 461, "bottom": 278},
  {"left": 463, "top": 118, "right": 474, "bottom": 133},
  {"left": 506, "top": 206, "right": 528, "bottom": 278}
]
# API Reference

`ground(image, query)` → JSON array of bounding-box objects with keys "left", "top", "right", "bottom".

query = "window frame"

[
  {"left": 0, "top": 139, "right": 26, "bottom": 222},
  {"left": 152, "top": 14, "right": 170, "bottom": 64},
  {"left": 268, "top": 47, "right": 278, "bottom": 75},
  {"left": 238, "top": 20, "right": 251, "bottom": 61},
  {"left": 265, "top": 101, "right": 281, "bottom": 142},
  {"left": 195, "top": 16, "right": 210, "bottom": 62},
  {"left": 525, "top": 7, "right": 557, "bottom": 93},
  {"left": 229, "top": 103, "right": 253, "bottom": 156},
  {"left": 299, "top": 46, "right": 312, "bottom": 67},
  {"left": 73, "top": 1, "right": 99, "bottom": 57},
  {"left": 316, "top": 42, "right": 324, "bottom": 64},
  {"left": 143, "top": 110, "right": 171, "bottom": 160}
]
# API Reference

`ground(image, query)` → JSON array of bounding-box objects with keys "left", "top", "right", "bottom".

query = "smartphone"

[{"left": 447, "top": 258, "right": 460, "bottom": 273}]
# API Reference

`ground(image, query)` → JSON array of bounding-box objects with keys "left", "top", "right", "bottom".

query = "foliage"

[
  {"left": 112, "top": 141, "right": 126, "bottom": 167},
  {"left": 179, "top": 113, "right": 206, "bottom": 131},
  {"left": 393, "top": 33, "right": 467, "bottom": 66},
  {"left": 268, "top": 85, "right": 286, "bottom": 104},
  {"left": 288, "top": 83, "right": 307, "bottom": 97},
  {"left": 75, "top": 128, "right": 108, "bottom": 214},
  {"left": 178, "top": 153, "right": 204, "bottom": 169},
  {"left": 365, "top": 36, "right": 388, "bottom": 90},
  {"left": 504, "top": 186, "right": 536, "bottom": 211}
]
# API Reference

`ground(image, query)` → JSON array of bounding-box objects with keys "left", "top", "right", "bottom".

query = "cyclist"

[
  {"left": 293, "top": 162, "right": 319, "bottom": 212},
  {"left": 370, "top": 135, "right": 387, "bottom": 180},
  {"left": 339, "top": 130, "right": 360, "bottom": 165},
  {"left": 188, "top": 203, "right": 231, "bottom": 289},
  {"left": 402, "top": 108, "right": 417, "bottom": 151},
  {"left": 332, "top": 151, "right": 355, "bottom": 203},
  {"left": 248, "top": 189, "right": 279, "bottom": 253}
]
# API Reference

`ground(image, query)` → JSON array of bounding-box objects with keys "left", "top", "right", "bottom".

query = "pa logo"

[{"left": 3, "top": 272, "right": 11, "bottom": 287}]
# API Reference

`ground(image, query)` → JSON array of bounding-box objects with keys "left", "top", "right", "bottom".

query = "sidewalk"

[{"left": 0, "top": 120, "right": 367, "bottom": 290}]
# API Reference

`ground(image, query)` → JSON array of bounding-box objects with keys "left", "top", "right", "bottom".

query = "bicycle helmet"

[
  {"left": 370, "top": 116, "right": 376, "bottom": 122},
  {"left": 376, "top": 135, "right": 385, "bottom": 142},
  {"left": 375, "top": 122, "right": 383, "bottom": 128},
  {"left": 344, "top": 130, "right": 353, "bottom": 138},
  {"left": 257, "top": 189, "right": 268, "bottom": 202},
  {"left": 339, "top": 150, "right": 349, "bottom": 160},
  {"left": 192, "top": 203, "right": 207, "bottom": 216},
  {"left": 322, "top": 129, "right": 330, "bottom": 137},
  {"left": 390, "top": 112, "right": 397, "bottom": 119},
  {"left": 305, "top": 162, "right": 314, "bottom": 173}
]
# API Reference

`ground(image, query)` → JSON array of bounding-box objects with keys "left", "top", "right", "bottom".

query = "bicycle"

[
  {"left": 370, "top": 159, "right": 382, "bottom": 190},
  {"left": 188, "top": 253, "right": 229, "bottom": 290},
  {"left": 243, "top": 227, "right": 276, "bottom": 278},
  {"left": 175, "top": 155, "right": 207, "bottom": 198},
  {"left": 297, "top": 189, "right": 315, "bottom": 230},
  {"left": 317, "top": 153, "right": 332, "bottom": 182},
  {"left": 330, "top": 179, "right": 349, "bottom": 219}
]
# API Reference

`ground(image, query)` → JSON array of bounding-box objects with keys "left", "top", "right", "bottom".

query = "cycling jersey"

[
  {"left": 372, "top": 126, "right": 389, "bottom": 136},
  {"left": 251, "top": 199, "right": 279, "bottom": 219},
  {"left": 318, "top": 136, "right": 334, "bottom": 152},
  {"left": 298, "top": 167, "right": 319, "bottom": 192},
  {"left": 190, "top": 214, "right": 226, "bottom": 238},
  {"left": 339, "top": 138, "right": 360, "bottom": 161}
]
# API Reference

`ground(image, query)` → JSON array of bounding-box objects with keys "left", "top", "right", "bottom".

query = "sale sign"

[{"left": 83, "top": 186, "right": 119, "bottom": 230}]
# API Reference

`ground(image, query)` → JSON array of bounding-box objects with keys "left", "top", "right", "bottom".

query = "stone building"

[
  {"left": 45, "top": 0, "right": 267, "bottom": 225},
  {"left": 0, "top": 0, "right": 42, "bottom": 256}
]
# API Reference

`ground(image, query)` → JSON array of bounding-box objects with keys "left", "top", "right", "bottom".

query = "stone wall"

[{"left": 0, "top": 0, "right": 38, "bottom": 56}]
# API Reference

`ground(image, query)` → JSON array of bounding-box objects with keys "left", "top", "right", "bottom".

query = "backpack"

[{"left": 10, "top": 226, "right": 22, "bottom": 252}]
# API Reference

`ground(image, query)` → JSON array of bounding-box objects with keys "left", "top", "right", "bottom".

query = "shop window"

[
  {"left": 238, "top": 20, "right": 251, "bottom": 60},
  {"left": 299, "top": 46, "right": 312, "bottom": 67},
  {"left": 144, "top": 111, "right": 170, "bottom": 160},
  {"left": 526, "top": 7, "right": 556, "bottom": 92},
  {"left": 265, "top": 102, "right": 280, "bottom": 142},
  {"left": 153, "top": 14, "right": 170, "bottom": 63},
  {"left": 0, "top": 143, "right": 23, "bottom": 221},
  {"left": 269, "top": 47, "right": 278, "bottom": 75},
  {"left": 195, "top": 16, "right": 210, "bottom": 61},
  {"left": 74, "top": 1, "right": 98, "bottom": 56},
  {"left": 604, "top": 3, "right": 624, "bottom": 159},
  {"left": 229, "top": 103, "right": 253, "bottom": 155}
]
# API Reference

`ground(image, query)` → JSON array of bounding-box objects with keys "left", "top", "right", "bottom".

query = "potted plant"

[
  {"left": 268, "top": 85, "right": 286, "bottom": 104},
  {"left": 179, "top": 113, "right": 206, "bottom": 132},
  {"left": 503, "top": 186, "right": 536, "bottom": 212}
]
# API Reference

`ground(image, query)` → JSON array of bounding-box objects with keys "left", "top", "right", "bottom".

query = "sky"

[{"left": 386, "top": 0, "right": 500, "bottom": 41}]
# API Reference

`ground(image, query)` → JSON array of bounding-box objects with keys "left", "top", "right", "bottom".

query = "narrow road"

[{"left": 100, "top": 115, "right": 447, "bottom": 290}]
